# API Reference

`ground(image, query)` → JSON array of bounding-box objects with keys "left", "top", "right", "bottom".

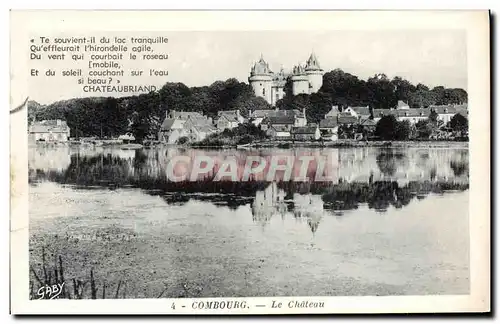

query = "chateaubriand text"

[{"left": 83, "top": 85, "right": 157, "bottom": 93}]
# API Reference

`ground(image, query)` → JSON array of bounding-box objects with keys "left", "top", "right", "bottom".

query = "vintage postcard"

[{"left": 10, "top": 10, "right": 490, "bottom": 314}]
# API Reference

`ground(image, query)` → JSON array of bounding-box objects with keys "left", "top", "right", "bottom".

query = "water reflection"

[{"left": 29, "top": 146, "right": 469, "bottom": 233}]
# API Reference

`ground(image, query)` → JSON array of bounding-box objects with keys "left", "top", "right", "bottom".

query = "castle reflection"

[{"left": 29, "top": 146, "right": 469, "bottom": 233}]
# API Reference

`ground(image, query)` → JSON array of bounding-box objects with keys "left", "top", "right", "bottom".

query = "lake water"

[{"left": 29, "top": 146, "right": 470, "bottom": 298}]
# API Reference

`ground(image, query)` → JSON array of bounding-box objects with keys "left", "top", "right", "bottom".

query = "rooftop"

[
  {"left": 337, "top": 116, "right": 359, "bottom": 125},
  {"left": 359, "top": 118, "right": 377, "bottom": 127},
  {"left": 217, "top": 110, "right": 240, "bottom": 121},
  {"left": 319, "top": 118, "right": 339, "bottom": 128},
  {"left": 264, "top": 115, "right": 296, "bottom": 125},
  {"left": 160, "top": 118, "right": 178, "bottom": 131},
  {"left": 270, "top": 125, "right": 291, "bottom": 133},
  {"left": 292, "top": 126, "right": 318, "bottom": 135},
  {"left": 29, "top": 120, "right": 70, "bottom": 133},
  {"left": 349, "top": 106, "right": 371, "bottom": 116},
  {"left": 171, "top": 111, "right": 205, "bottom": 120}
]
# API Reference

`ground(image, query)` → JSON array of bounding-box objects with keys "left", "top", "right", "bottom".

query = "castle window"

[
  {"left": 276, "top": 93, "right": 279, "bottom": 101},
  {"left": 263, "top": 88, "right": 265, "bottom": 96}
]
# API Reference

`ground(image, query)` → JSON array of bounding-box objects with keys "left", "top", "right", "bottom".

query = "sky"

[{"left": 27, "top": 30, "right": 467, "bottom": 105}]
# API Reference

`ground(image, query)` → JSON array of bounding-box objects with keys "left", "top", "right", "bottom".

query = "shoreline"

[{"left": 29, "top": 139, "right": 469, "bottom": 150}]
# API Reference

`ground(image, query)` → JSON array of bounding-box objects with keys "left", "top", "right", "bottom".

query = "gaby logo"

[
  {"left": 37, "top": 283, "right": 65, "bottom": 300},
  {"left": 164, "top": 152, "right": 337, "bottom": 182}
]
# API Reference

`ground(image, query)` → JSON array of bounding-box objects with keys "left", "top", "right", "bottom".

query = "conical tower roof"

[{"left": 250, "top": 54, "right": 273, "bottom": 76}]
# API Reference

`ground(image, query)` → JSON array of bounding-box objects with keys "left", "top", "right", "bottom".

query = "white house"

[
  {"left": 319, "top": 118, "right": 339, "bottom": 141},
  {"left": 216, "top": 110, "right": 245, "bottom": 130},
  {"left": 29, "top": 120, "right": 71, "bottom": 142}
]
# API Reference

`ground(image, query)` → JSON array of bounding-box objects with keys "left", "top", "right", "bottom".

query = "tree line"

[
  {"left": 29, "top": 79, "right": 271, "bottom": 141},
  {"left": 29, "top": 69, "right": 467, "bottom": 141},
  {"left": 277, "top": 69, "right": 467, "bottom": 123}
]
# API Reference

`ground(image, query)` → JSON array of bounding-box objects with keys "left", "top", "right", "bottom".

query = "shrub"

[
  {"left": 176, "top": 136, "right": 189, "bottom": 145},
  {"left": 375, "top": 115, "right": 398, "bottom": 140}
]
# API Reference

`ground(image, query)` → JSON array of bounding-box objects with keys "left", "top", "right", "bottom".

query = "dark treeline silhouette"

[
  {"left": 29, "top": 79, "right": 271, "bottom": 141},
  {"left": 28, "top": 70, "right": 467, "bottom": 139}
]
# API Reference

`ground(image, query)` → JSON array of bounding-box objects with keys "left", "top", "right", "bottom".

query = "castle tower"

[
  {"left": 304, "top": 51, "right": 324, "bottom": 93},
  {"left": 248, "top": 55, "right": 273, "bottom": 104},
  {"left": 271, "top": 66, "right": 286, "bottom": 106},
  {"left": 291, "top": 64, "right": 309, "bottom": 95}
]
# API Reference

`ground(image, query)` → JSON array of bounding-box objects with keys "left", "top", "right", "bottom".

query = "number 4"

[{"left": 171, "top": 302, "right": 175, "bottom": 310}]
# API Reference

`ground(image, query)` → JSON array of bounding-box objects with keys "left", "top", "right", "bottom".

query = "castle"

[{"left": 248, "top": 52, "right": 324, "bottom": 106}]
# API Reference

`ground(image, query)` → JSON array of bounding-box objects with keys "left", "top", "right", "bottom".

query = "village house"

[
  {"left": 319, "top": 106, "right": 359, "bottom": 141},
  {"left": 371, "top": 108, "right": 429, "bottom": 124},
  {"left": 215, "top": 110, "right": 245, "bottom": 130},
  {"left": 291, "top": 125, "right": 321, "bottom": 141},
  {"left": 290, "top": 108, "right": 308, "bottom": 127},
  {"left": 343, "top": 106, "right": 370, "bottom": 119},
  {"left": 261, "top": 114, "right": 296, "bottom": 140},
  {"left": 337, "top": 112, "right": 359, "bottom": 126},
  {"left": 250, "top": 108, "right": 307, "bottom": 127},
  {"left": 183, "top": 117, "right": 218, "bottom": 141},
  {"left": 429, "top": 104, "right": 468, "bottom": 124},
  {"left": 261, "top": 115, "right": 295, "bottom": 130},
  {"left": 358, "top": 118, "right": 377, "bottom": 134},
  {"left": 266, "top": 125, "right": 291, "bottom": 140},
  {"left": 324, "top": 105, "right": 340, "bottom": 118},
  {"left": 158, "top": 110, "right": 217, "bottom": 144},
  {"left": 362, "top": 101, "right": 469, "bottom": 125},
  {"left": 326, "top": 105, "right": 367, "bottom": 125},
  {"left": 324, "top": 102, "right": 468, "bottom": 129},
  {"left": 158, "top": 118, "right": 186, "bottom": 143},
  {"left": 249, "top": 109, "right": 276, "bottom": 126},
  {"left": 29, "top": 119, "right": 71, "bottom": 142}
]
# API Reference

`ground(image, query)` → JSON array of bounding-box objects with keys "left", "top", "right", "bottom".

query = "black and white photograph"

[{"left": 9, "top": 10, "right": 490, "bottom": 314}]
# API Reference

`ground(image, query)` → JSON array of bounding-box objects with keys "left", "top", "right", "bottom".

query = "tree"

[
  {"left": 375, "top": 115, "right": 399, "bottom": 140},
  {"left": 413, "top": 110, "right": 442, "bottom": 140},
  {"left": 367, "top": 73, "right": 397, "bottom": 109},
  {"left": 391, "top": 76, "right": 416, "bottom": 104},
  {"left": 415, "top": 119, "right": 432, "bottom": 139},
  {"left": 431, "top": 86, "right": 446, "bottom": 105},
  {"left": 320, "top": 69, "right": 371, "bottom": 107},
  {"left": 231, "top": 96, "right": 271, "bottom": 118},
  {"left": 408, "top": 83, "right": 435, "bottom": 108},
  {"left": 27, "top": 100, "right": 45, "bottom": 125},
  {"left": 428, "top": 109, "right": 439, "bottom": 124},
  {"left": 395, "top": 120, "right": 411, "bottom": 140}
]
